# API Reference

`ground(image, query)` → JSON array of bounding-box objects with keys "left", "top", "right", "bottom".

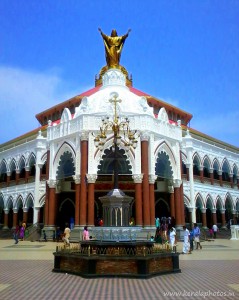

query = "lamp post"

[{"left": 93, "top": 92, "right": 139, "bottom": 190}]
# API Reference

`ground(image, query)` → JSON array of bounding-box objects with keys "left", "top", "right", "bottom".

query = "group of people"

[
  {"left": 182, "top": 223, "right": 202, "bottom": 254},
  {"left": 13, "top": 221, "right": 26, "bottom": 244},
  {"left": 61, "top": 224, "right": 91, "bottom": 247}
]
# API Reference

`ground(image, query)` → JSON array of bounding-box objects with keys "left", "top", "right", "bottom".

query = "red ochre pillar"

[
  {"left": 13, "top": 209, "right": 18, "bottom": 228},
  {"left": 169, "top": 188, "right": 175, "bottom": 220},
  {"left": 174, "top": 186, "right": 181, "bottom": 227},
  {"left": 87, "top": 174, "right": 97, "bottom": 226},
  {"left": 212, "top": 209, "right": 217, "bottom": 225},
  {"left": 149, "top": 175, "right": 157, "bottom": 226},
  {"left": 133, "top": 175, "right": 143, "bottom": 226},
  {"left": 44, "top": 150, "right": 50, "bottom": 226},
  {"left": 48, "top": 181, "right": 56, "bottom": 226},
  {"left": 80, "top": 136, "right": 88, "bottom": 226},
  {"left": 141, "top": 138, "right": 150, "bottom": 227},
  {"left": 74, "top": 175, "right": 80, "bottom": 227},
  {"left": 210, "top": 169, "right": 214, "bottom": 185},
  {"left": 201, "top": 208, "right": 207, "bottom": 228},
  {"left": 220, "top": 209, "right": 226, "bottom": 228},
  {"left": 3, "top": 210, "right": 9, "bottom": 229}
]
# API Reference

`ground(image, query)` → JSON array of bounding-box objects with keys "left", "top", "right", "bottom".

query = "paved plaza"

[{"left": 0, "top": 237, "right": 238, "bottom": 300}]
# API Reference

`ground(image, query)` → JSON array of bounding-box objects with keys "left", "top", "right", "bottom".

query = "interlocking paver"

[{"left": 0, "top": 238, "right": 238, "bottom": 300}]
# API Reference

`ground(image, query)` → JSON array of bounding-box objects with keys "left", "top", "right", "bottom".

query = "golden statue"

[{"left": 98, "top": 28, "right": 131, "bottom": 68}]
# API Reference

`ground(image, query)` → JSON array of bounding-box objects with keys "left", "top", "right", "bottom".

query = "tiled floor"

[{"left": 0, "top": 238, "right": 238, "bottom": 300}]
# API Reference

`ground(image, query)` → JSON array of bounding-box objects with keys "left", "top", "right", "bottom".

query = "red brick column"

[
  {"left": 3, "top": 210, "right": 9, "bottom": 229},
  {"left": 149, "top": 175, "right": 157, "bottom": 226},
  {"left": 201, "top": 208, "right": 207, "bottom": 228},
  {"left": 219, "top": 171, "right": 223, "bottom": 187},
  {"left": 210, "top": 169, "right": 214, "bottom": 185},
  {"left": 133, "top": 175, "right": 143, "bottom": 226},
  {"left": 48, "top": 180, "right": 56, "bottom": 226},
  {"left": 6, "top": 172, "right": 10, "bottom": 187},
  {"left": 220, "top": 209, "right": 226, "bottom": 228},
  {"left": 230, "top": 175, "right": 233, "bottom": 188},
  {"left": 174, "top": 186, "right": 182, "bottom": 227},
  {"left": 44, "top": 150, "right": 50, "bottom": 226},
  {"left": 13, "top": 209, "right": 18, "bottom": 228},
  {"left": 86, "top": 174, "right": 97, "bottom": 226},
  {"left": 169, "top": 187, "right": 175, "bottom": 219},
  {"left": 212, "top": 209, "right": 217, "bottom": 225},
  {"left": 141, "top": 138, "right": 150, "bottom": 227},
  {"left": 16, "top": 171, "right": 20, "bottom": 185},
  {"left": 74, "top": 175, "right": 80, "bottom": 227},
  {"left": 25, "top": 168, "right": 30, "bottom": 183},
  {"left": 80, "top": 135, "right": 88, "bottom": 226},
  {"left": 23, "top": 210, "right": 28, "bottom": 224},
  {"left": 199, "top": 167, "right": 204, "bottom": 183}
]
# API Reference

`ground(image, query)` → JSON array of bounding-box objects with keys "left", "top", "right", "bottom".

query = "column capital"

[
  {"left": 86, "top": 174, "right": 97, "bottom": 183},
  {"left": 4, "top": 209, "right": 9, "bottom": 214},
  {"left": 13, "top": 208, "right": 18, "bottom": 214},
  {"left": 80, "top": 131, "right": 89, "bottom": 141},
  {"left": 141, "top": 133, "right": 150, "bottom": 142},
  {"left": 73, "top": 174, "right": 81, "bottom": 184},
  {"left": 200, "top": 208, "right": 207, "bottom": 213},
  {"left": 168, "top": 185, "right": 174, "bottom": 193},
  {"left": 47, "top": 179, "right": 57, "bottom": 188},
  {"left": 132, "top": 174, "right": 143, "bottom": 183},
  {"left": 211, "top": 208, "right": 217, "bottom": 213},
  {"left": 149, "top": 174, "right": 157, "bottom": 184},
  {"left": 173, "top": 179, "right": 182, "bottom": 188},
  {"left": 187, "top": 206, "right": 196, "bottom": 213},
  {"left": 220, "top": 208, "right": 226, "bottom": 213}
]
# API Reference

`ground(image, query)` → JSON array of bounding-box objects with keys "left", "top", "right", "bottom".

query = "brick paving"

[{"left": 0, "top": 239, "right": 238, "bottom": 300}]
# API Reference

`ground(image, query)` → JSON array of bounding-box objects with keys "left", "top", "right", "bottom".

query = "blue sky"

[{"left": 0, "top": 0, "right": 238, "bottom": 147}]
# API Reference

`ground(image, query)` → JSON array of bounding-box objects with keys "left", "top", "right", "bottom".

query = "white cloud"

[{"left": 0, "top": 66, "right": 81, "bottom": 144}]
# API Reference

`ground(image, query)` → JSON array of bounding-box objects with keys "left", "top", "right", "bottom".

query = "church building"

[{"left": 0, "top": 29, "right": 239, "bottom": 238}]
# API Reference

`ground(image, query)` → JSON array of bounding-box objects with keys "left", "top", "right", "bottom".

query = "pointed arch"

[
  {"left": 154, "top": 141, "right": 177, "bottom": 179},
  {"left": 15, "top": 196, "right": 24, "bottom": 209},
  {"left": 19, "top": 156, "right": 26, "bottom": 179},
  {"left": 0, "top": 160, "right": 8, "bottom": 183},
  {"left": 212, "top": 158, "right": 220, "bottom": 180},
  {"left": 6, "top": 197, "right": 14, "bottom": 210},
  {"left": 9, "top": 158, "right": 17, "bottom": 181},
  {"left": 60, "top": 107, "right": 72, "bottom": 123},
  {"left": 222, "top": 158, "right": 230, "bottom": 182},
  {"left": 54, "top": 142, "right": 76, "bottom": 180},
  {"left": 193, "top": 152, "right": 201, "bottom": 176},
  {"left": 202, "top": 156, "right": 211, "bottom": 178},
  {"left": 195, "top": 193, "right": 204, "bottom": 208},
  {"left": 25, "top": 194, "right": 34, "bottom": 208},
  {"left": 205, "top": 194, "right": 214, "bottom": 209}
]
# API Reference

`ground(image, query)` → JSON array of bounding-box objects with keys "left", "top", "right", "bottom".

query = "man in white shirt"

[
  {"left": 212, "top": 224, "right": 218, "bottom": 239},
  {"left": 182, "top": 226, "right": 190, "bottom": 254}
]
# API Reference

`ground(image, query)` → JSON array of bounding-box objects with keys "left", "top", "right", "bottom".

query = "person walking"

[
  {"left": 182, "top": 226, "right": 190, "bottom": 254},
  {"left": 212, "top": 224, "right": 218, "bottom": 239},
  {"left": 62, "top": 223, "right": 71, "bottom": 247},
  {"left": 169, "top": 227, "right": 176, "bottom": 252},
  {"left": 13, "top": 225, "right": 20, "bottom": 244},
  {"left": 189, "top": 225, "right": 195, "bottom": 252},
  {"left": 83, "top": 226, "right": 89, "bottom": 240},
  {"left": 193, "top": 223, "right": 202, "bottom": 250}
]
